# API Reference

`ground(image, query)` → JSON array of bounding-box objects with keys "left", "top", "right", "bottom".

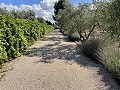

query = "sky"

[{"left": 0, "top": 0, "right": 92, "bottom": 22}]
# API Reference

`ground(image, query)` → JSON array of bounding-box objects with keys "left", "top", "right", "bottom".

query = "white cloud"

[
  {"left": 0, "top": 0, "right": 58, "bottom": 22},
  {"left": 40, "top": 0, "right": 57, "bottom": 10},
  {"left": 0, "top": 3, "right": 20, "bottom": 11}
]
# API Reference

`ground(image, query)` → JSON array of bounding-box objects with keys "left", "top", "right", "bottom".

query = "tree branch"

[
  {"left": 78, "top": 30, "right": 85, "bottom": 42},
  {"left": 86, "top": 24, "right": 96, "bottom": 40}
]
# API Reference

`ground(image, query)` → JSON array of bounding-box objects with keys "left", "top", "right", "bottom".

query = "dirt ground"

[{"left": 0, "top": 29, "right": 119, "bottom": 90}]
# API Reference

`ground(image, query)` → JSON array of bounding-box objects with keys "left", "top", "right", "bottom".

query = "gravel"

[{"left": 0, "top": 29, "right": 119, "bottom": 90}]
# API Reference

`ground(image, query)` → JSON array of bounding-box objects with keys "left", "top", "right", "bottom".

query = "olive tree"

[
  {"left": 67, "top": 3, "right": 97, "bottom": 42},
  {"left": 97, "top": 0, "right": 120, "bottom": 41},
  {"left": 54, "top": 1, "right": 97, "bottom": 43}
]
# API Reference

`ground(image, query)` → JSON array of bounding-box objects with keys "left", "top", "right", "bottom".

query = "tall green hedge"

[{"left": 0, "top": 15, "right": 54, "bottom": 65}]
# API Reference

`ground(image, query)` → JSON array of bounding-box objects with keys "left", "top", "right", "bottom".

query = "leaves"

[
  {"left": 54, "top": 1, "right": 97, "bottom": 42},
  {"left": 0, "top": 15, "right": 54, "bottom": 65}
]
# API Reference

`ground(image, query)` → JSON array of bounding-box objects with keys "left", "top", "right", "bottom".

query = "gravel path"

[{"left": 0, "top": 29, "right": 120, "bottom": 90}]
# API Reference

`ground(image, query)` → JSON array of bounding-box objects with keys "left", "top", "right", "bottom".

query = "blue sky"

[
  {"left": 0, "top": 0, "right": 92, "bottom": 6},
  {"left": 71, "top": 0, "right": 92, "bottom": 5}
]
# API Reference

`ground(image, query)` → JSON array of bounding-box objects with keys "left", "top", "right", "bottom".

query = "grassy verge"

[{"left": 81, "top": 39, "right": 120, "bottom": 81}]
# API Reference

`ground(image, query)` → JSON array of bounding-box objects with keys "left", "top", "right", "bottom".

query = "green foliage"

[
  {"left": 81, "top": 39, "right": 102, "bottom": 61},
  {"left": 0, "top": 15, "right": 54, "bottom": 65},
  {"left": 68, "top": 32, "right": 79, "bottom": 42},
  {"left": 81, "top": 38, "right": 120, "bottom": 80},
  {"left": 0, "top": 8, "right": 9, "bottom": 15},
  {"left": 0, "top": 46, "right": 8, "bottom": 65},
  {"left": 97, "top": 0, "right": 120, "bottom": 41},
  {"left": 101, "top": 41, "right": 120, "bottom": 79},
  {"left": 0, "top": 8, "right": 36, "bottom": 20},
  {"left": 53, "top": 0, "right": 65, "bottom": 21},
  {"left": 46, "top": 20, "right": 53, "bottom": 25},
  {"left": 54, "top": 1, "right": 97, "bottom": 42},
  {"left": 37, "top": 17, "right": 46, "bottom": 24},
  {"left": 53, "top": 0, "right": 120, "bottom": 81}
]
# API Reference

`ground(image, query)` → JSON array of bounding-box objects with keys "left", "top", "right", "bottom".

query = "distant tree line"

[{"left": 0, "top": 8, "right": 52, "bottom": 25}]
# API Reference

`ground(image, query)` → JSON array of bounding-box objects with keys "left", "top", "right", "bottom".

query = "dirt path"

[{"left": 0, "top": 29, "right": 119, "bottom": 90}]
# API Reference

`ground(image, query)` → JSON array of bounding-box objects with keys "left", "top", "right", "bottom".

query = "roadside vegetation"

[
  {"left": 0, "top": 9, "right": 54, "bottom": 68},
  {"left": 53, "top": 0, "right": 120, "bottom": 81}
]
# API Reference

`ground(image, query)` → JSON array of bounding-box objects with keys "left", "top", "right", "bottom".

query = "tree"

[
  {"left": 37, "top": 17, "right": 46, "bottom": 23},
  {"left": 46, "top": 20, "right": 53, "bottom": 25},
  {"left": 53, "top": 0, "right": 66, "bottom": 21},
  {"left": 10, "top": 10, "right": 36, "bottom": 20},
  {"left": 55, "top": 0, "right": 73, "bottom": 30},
  {"left": 54, "top": 0, "right": 97, "bottom": 43},
  {"left": 27, "top": 10, "right": 35, "bottom": 20},
  {"left": 97, "top": 0, "right": 120, "bottom": 41},
  {"left": 0, "top": 8, "right": 9, "bottom": 15}
]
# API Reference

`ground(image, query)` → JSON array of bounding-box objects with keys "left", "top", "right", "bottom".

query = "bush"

[
  {"left": 81, "top": 38, "right": 120, "bottom": 80},
  {"left": 81, "top": 39, "right": 102, "bottom": 61},
  {"left": 0, "top": 46, "right": 8, "bottom": 65},
  {"left": 101, "top": 41, "right": 120, "bottom": 79},
  {"left": 0, "top": 15, "right": 54, "bottom": 66},
  {"left": 68, "top": 32, "right": 80, "bottom": 42}
]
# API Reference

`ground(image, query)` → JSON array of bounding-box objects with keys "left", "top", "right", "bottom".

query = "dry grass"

[{"left": 81, "top": 39, "right": 120, "bottom": 80}]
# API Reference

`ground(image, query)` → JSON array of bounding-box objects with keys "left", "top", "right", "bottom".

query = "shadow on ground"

[
  {"left": 28, "top": 42, "right": 78, "bottom": 62},
  {"left": 26, "top": 30, "right": 119, "bottom": 89}
]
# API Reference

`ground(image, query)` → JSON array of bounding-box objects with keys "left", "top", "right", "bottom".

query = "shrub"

[
  {"left": 0, "top": 46, "right": 8, "bottom": 65},
  {"left": 101, "top": 41, "right": 120, "bottom": 79},
  {"left": 81, "top": 38, "right": 120, "bottom": 80},
  {"left": 0, "top": 15, "right": 54, "bottom": 65},
  {"left": 68, "top": 32, "right": 80, "bottom": 42},
  {"left": 81, "top": 39, "right": 102, "bottom": 61}
]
